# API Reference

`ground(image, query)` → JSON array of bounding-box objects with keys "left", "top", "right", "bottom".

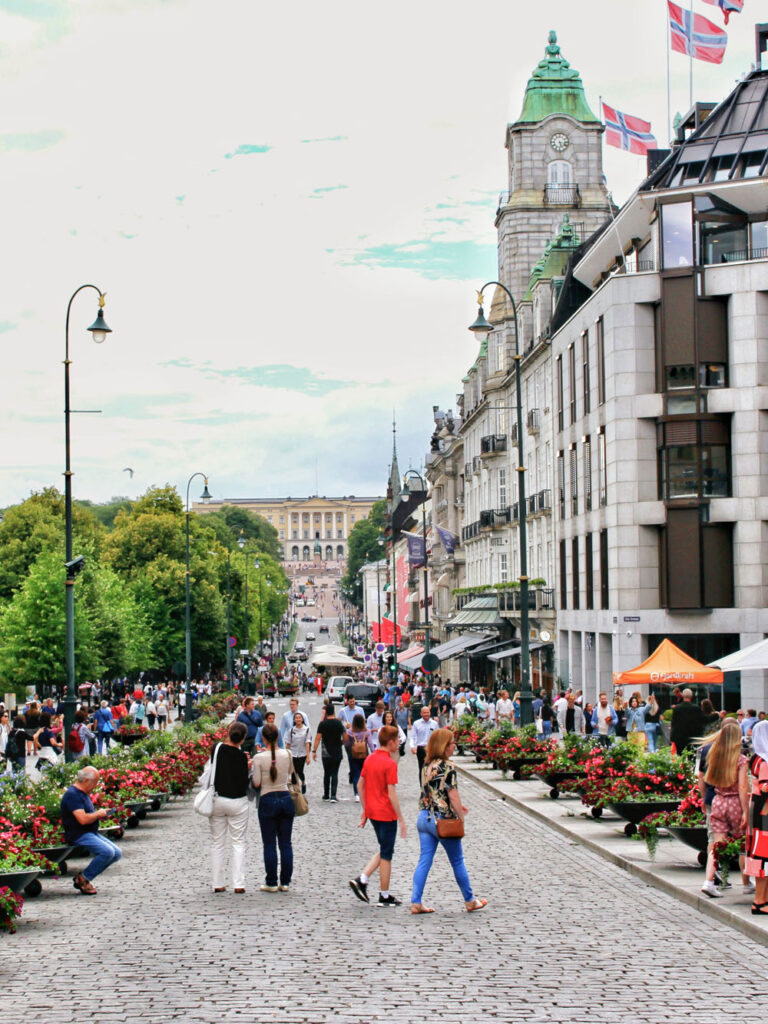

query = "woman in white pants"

[{"left": 210, "top": 721, "right": 250, "bottom": 893}]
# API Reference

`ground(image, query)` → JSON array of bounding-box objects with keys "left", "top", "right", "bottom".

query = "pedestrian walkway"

[
  {"left": 7, "top": 722, "right": 768, "bottom": 1022},
  {"left": 453, "top": 753, "right": 768, "bottom": 946}
]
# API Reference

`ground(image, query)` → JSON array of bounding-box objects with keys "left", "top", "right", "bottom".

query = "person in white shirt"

[
  {"left": 279, "top": 698, "right": 308, "bottom": 743},
  {"left": 496, "top": 690, "right": 515, "bottom": 721},
  {"left": 155, "top": 697, "right": 169, "bottom": 732},
  {"left": 366, "top": 701, "right": 386, "bottom": 751},
  {"left": 409, "top": 705, "right": 438, "bottom": 774}
]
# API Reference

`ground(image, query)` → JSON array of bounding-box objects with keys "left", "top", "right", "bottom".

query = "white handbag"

[{"left": 193, "top": 743, "right": 221, "bottom": 817}]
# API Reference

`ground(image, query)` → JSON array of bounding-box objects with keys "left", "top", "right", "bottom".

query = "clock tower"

[{"left": 496, "top": 31, "right": 611, "bottom": 308}]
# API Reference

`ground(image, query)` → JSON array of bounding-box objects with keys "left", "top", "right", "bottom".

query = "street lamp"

[
  {"left": 237, "top": 532, "right": 253, "bottom": 696},
  {"left": 63, "top": 285, "right": 112, "bottom": 762},
  {"left": 185, "top": 473, "right": 211, "bottom": 722},
  {"left": 469, "top": 281, "right": 532, "bottom": 726},
  {"left": 402, "top": 469, "right": 431, "bottom": 665}
]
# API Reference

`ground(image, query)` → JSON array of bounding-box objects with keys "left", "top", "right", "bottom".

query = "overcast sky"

[{"left": 0, "top": 0, "right": 759, "bottom": 509}]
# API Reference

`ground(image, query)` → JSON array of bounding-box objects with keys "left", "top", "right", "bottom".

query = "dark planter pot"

[
  {"left": 535, "top": 770, "right": 586, "bottom": 799},
  {"left": 145, "top": 792, "right": 169, "bottom": 812},
  {"left": 125, "top": 800, "right": 148, "bottom": 820},
  {"left": 496, "top": 756, "right": 543, "bottom": 780},
  {"left": 0, "top": 869, "right": 42, "bottom": 894},
  {"left": 117, "top": 733, "right": 145, "bottom": 745},
  {"left": 668, "top": 825, "right": 709, "bottom": 867},
  {"left": 607, "top": 800, "right": 683, "bottom": 837},
  {"left": 32, "top": 844, "right": 74, "bottom": 877}
]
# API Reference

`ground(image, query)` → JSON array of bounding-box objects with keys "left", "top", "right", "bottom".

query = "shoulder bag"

[
  {"left": 193, "top": 742, "right": 222, "bottom": 817},
  {"left": 287, "top": 754, "right": 309, "bottom": 816},
  {"left": 436, "top": 817, "right": 465, "bottom": 839}
]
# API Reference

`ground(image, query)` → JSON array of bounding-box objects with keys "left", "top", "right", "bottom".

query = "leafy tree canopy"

[{"left": 341, "top": 500, "right": 388, "bottom": 606}]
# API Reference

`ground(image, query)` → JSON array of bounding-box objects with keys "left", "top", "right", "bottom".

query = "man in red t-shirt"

[{"left": 349, "top": 725, "right": 407, "bottom": 908}]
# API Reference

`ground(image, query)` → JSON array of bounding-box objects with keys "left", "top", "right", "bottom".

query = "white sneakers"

[{"left": 701, "top": 880, "right": 723, "bottom": 898}]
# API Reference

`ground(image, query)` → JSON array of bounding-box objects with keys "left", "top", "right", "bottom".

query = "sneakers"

[
  {"left": 349, "top": 876, "right": 369, "bottom": 904},
  {"left": 743, "top": 880, "right": 756, "bottom": 894},
  {"left": 377, "top": 894, "right": 402, "bottom": 908},
  {"left": 330, "top": 798, "right": 338, "bottom": 803},
  {"left": 278, "top": 885, "right": 290, "bottom": 892},
  {"left": 701, "top": 881, "right": 723, "bottom": 899},
  {"left": 260, "top": 884, "right": 279, "bottom": 893},
  {"left": 355, "top": 795, "right": 360, "bottom": 802},
  {"left": 322, "top": 796, "right": 329, "bottom": 801}
]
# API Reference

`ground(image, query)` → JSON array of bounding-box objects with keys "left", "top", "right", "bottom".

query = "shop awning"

[
  {"left": 429, "top": 634, "right": 491, "bottom": 660},
  {"left": 401, "top": 653, "right": 426, "bottom": 671},
  {"left": 397, "top": 644, "right": 424, "bottom": 665},
  {"left": 487, "top": 641, "right": 550, "bottom": 662},
  {"left": 467, "top": 638, "right": 514, "bottom": 656},
  {"left": 708, "top": 639, "right": 768, "bottom": 672},
  {"left": 382, "top": 583, "right": 392, "bottom": 592},
  {"left": 613, "top": 639, "right": 724, "bottom": 686},
  {"left": 446, "top": 608, "right": 505, "bottom": 629}
]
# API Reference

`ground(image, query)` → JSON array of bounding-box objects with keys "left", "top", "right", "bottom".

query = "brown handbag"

[{"left": 436, "top": 817, "right": 465, "bottom": 839}]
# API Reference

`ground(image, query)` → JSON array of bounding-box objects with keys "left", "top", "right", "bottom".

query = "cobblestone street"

[{"left": 8, "top": 699, "right": 768, "bottom": 1023}]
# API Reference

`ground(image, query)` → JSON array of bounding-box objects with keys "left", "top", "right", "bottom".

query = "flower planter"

[
  {"left": 607, "top": 800, "right": 683, "bottom": 837},
  {"left": 496, "top": 756, "right": 542, "bottom": 780},
  {"left": 125, "top": 800, "right": 148, "bottom": 821},
  {"left": 117, "top": 734, "right": 145, "bottom": 746},
  {"left": 145, "top": 792, "right": 169, "bottom": 813},
  {"left": 667, "top": 826, "right": 709, "bottom": 867},
  {"left": 534, "top": 770, "right": 586, "bottom": 800},
  {"left": 0, "top": 869, "right": 41, "bottom": 895},
  {"left": 32, "top": 844, "right": 74, "bottom": 877}
]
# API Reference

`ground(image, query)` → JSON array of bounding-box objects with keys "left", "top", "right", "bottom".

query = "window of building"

[
  {"left": 548, "top": 160, "right": 572, "bottom": 184},
  {"left": 600, "top": 529, "right": 609, "bottom": 609},
  {"left": 596, "top": 317, "right": 605, "bottom": 405},
  {"left": 303, "top": 530, "right": 309, "bottom": 539},
  {"left": 598, "top": 429, "right": 607, "bottom": 507},
  {"left": 658, "top": 421, "right": 730, "bottom": 499},
  {"left": 279, "top": 530, "right": 284, "bottom": 539},
  {"left": 303, "top": 513, "right": 309, "bottom": 521},
  {"left": 557, "top": 451, "right": 565, "bottom": 518},
  {"left": 582, "top": 330, "right": 590, "bottom": 414},
  {"left": 661, "top": 201, "right": 693, "bottom": 268},
  {"left": 585, "top": 533, "right": 594, "bottom": 610},
  {"left": 559, "top": 539, "right": 567, "bottom": 609},
  {"left": 712, "top": 154, "right": 734, "bottom": 182},
  {"left": 337, "top": 529, "right": 343, "bottom": 539},
  {"left": 742, "top": 151, "right": 766, "bottom": 179},
  {"left": 336, "top": 513, "right": 343, "bottom": 521},
  {"left": 500, "top": 553, "right": 508, "bottom": 583},
  {"left": 700, "top": 363, "right": 726, "bottom": 388},
  {"left": 572, "top": 537, "right": 580, "bottom": 610},
  {"left": 499, "top": 467, "right": 507, "bottom": 508},
  {"left": 292, "top": 530, "right": 298, "bottom": 539},
  {"left": 666, "top": 365, "right": 696, "bottom": 389},
  {"left": 314, "top": 513, "right": 321, "bottom": 522},
  {"left": 302, "top": 545, "right": 310, "bottom": 560},
  {"left": 569, "top": 444, "right": 578, "bottom": 515},
  {"left": 556, "top": 355, "right": 564, "bottom": 430},
  {"left": 279, "top": 515, "right": 285, "bottom": 523},
  {"left": 291, "top": 545, "right": 299, "bottom": 560},
  {"left": 568, "top": 343, "right": 576, "bottom": 424},
  {"left": 752, "top": 220, "right": 768, "bottom": 255},
  {"left": 583, "top": 435, "right": 592, "bottom": 511}
]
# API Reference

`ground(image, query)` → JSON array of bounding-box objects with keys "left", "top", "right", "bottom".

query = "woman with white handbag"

[{"left": 204, "top": 721, "right": 250, "bottom": 893}]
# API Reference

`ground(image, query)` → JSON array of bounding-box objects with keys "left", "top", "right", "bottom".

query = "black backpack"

[{"left": 5, "top": 731, "right": 22, "bottom": 761}]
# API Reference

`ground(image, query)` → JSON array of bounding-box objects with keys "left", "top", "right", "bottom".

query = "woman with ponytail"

[{"left": 252, "top": 723, "right": 296, "bottom": 892}]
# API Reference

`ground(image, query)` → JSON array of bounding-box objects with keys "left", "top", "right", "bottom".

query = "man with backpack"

[
  {"left": 69, "top": 710, "right": 95, "bottom": 760},
  {"left": 93, "top": 701, "right": 116, "bottom": 755}
]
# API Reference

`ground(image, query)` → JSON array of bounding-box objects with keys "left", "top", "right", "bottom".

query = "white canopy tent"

[{"left": 708, "top": 639, "right": 768, "bottom": 672}]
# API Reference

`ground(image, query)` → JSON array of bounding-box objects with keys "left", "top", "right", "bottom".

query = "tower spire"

[{"left": 388, "top": 411, "right": 402, "bottom": 513}]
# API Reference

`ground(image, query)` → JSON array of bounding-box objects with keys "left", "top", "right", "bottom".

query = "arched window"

[
  {"left": 325, "top": 545, "right": 333, "bottom": 561},
  {"left": 291, "top": 545, "right": 299, "bottom": 561},
  {"left": 302, "top": 545, "right": 310, "bottom": 561},
  {"left": 336, "top": 545, "right": 344, "bottom": 561},
  {"left": 548, "top": 160, "right": 571, "bottom": 184}
]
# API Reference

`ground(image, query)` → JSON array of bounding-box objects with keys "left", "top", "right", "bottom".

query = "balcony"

[
  {"left": 498, "top": 588, "right": 556, "bottom": 615},
  {"left": 480, "top": 507, "right": 511, "bottom": 530},
  {"left": 480, "top": 434, "right": 507, "bottom": 457},
  {"left": 544, "top": 183, "right": 581, "bottom": 206},
  {"left": 464, "top": 461, "right": 472, "bottom": 479},
  {"left": 461, "top": 520, "right": 481, "bottom": 542},
  {"left": 527, "top": 494, "right": 538, "bottom": 516},
  {"left": 537, "top": 489, "right": 552, "bottom": 514},
  {"left": 472, "top": 456, "right": 483, "bottom": 475},
  {"left": 510, "top": 502, "right": 520, "bottom": 522},
  {"left": 510, "top": 422, "right": 519, "bottom": 446},
  {"left": 527, "top": 408, "right": 540, "bottom": 435},
  {"left": 479, "top": 510, "right": 494, "bottom": 529}
]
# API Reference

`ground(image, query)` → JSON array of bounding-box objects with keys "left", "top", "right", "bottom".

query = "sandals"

[
  {"left": 73, "top": 875, "right": 97, "bottom": 895},
  {"left": 751, "top": 902, "right": 768, "bottom": 915},
  {"left": 213, "top": 887, "right": 227, "bottom": 893},
  {"left": 410, "top": 904, "right": 435, "bottom": 915},
  {"left": 466, "top": 897, "right": 488, "bottom": 913}
]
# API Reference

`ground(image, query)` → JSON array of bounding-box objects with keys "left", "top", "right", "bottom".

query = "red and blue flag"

[
  {"left": 699, "top": 0, "right": 743, "bottom": 26},
  {"left": 601, "top": 101, "right": 658, "bottom": 156},
  {"left": 668, "top": 2, "right": 728, "bottom": 64}
]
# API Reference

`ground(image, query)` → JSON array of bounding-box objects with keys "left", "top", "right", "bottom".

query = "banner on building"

[
  {"left": 436, "top": 525, "right": 458, "bottom": 555},
  {"left": 403, "top": 530, "right": 426, "bottom": 566}
]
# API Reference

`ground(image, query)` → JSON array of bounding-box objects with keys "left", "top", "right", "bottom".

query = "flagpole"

[
  {"left": 666, "top": 3, "right": 672, "bottom": 143},
  {"left": 689, "top": 0, "right": 694, "bottom": 108}
]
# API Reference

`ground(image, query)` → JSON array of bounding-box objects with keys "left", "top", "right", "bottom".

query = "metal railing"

[
  {"left": 544, "top": 183, "right": 581, "bottom": 206},
  {"left": 537, "top": 489, "right": 552, "bottom": 512},
  {"left": 527, "top": 408, "right": 540, "bottom": 434},
  {"left": 481, "top": 434, "right": 507, "bottom": 455}
]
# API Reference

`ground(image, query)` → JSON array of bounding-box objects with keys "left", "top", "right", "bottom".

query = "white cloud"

[{"left": 0, "top": 0, "right": 760, "bottom": 506}]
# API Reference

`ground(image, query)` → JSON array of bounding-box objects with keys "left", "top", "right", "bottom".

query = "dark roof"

[{"left": 641, "top": 69, "right": 768, "bottom": 191}]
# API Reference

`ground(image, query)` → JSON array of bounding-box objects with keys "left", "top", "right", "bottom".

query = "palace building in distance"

[{"left": 195, "top": 495, "right": 382, "bottom": 568}]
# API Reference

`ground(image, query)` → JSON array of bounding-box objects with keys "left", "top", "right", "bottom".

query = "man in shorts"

[{"left": 349, "top": 725, "right": 407, "bottom": 907}]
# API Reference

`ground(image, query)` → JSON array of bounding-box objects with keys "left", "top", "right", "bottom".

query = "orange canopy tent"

[{"left": 612, "top": 638, "right": 724, "bottom": 687}]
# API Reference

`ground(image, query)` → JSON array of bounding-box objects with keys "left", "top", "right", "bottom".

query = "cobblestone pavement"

[{"left": 9, "top": 697, "right": 768, "bottom": 1024}]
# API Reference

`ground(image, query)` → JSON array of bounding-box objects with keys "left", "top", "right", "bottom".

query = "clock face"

[{"left": 550, "top": 132, "right": 569, "bottom": 153}]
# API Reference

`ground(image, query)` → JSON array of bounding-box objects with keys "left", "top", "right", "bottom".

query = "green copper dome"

[
  {"left": 524, "top": 215, "right": 581, "bottom": 300},
  {"left": 515, "top": 31, "right": 599, "bottom": 125}
]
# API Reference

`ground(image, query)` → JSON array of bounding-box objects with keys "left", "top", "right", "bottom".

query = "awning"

[
  {"left": 401, "top": 653, "right": 425, "bottom": 672},
  {"left": 613, "top": 638, "right": 724, "bottom": 687},
  {"left": 487, "top": 641, "right": 550, "bottom": 663},
  {"left": 429, "top": 634, "right": 491, "bottom": 660},
  {"left": 446, "top": 608, "right": 505, "bottom": 629},
  {"left": 397, "top": 644, "right": 424, "bottom": 665},
  {"left": 708, "top": 639, "right": 768, "bottom": 672},
  {"left": 382, "top": 583, "right": 392, "bottom": 592}
]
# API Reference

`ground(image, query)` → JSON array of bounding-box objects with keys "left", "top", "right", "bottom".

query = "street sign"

[
  {"left": 363, "top": 654, "right": 372, "bottom": 663},
  {"left": 375, "top": 643, "right": 386, "bottom": 654},
  {"left": 421, "top": 653, "right": 440, "bottom": 673},
  {"left": 356, "top": 645, "right": 365, "bottom": 654},
  {"left": 239, "top": 649, "right": 250, "bottom": 657},
  {"left": 258, "top": 658, "right": 268, "bottom": 669},
  {"left": 623, "top": 616, "right": 641, "bottom": 622},
  {"left": 228, "top": 636, "right": 237, "bottom": 648}
]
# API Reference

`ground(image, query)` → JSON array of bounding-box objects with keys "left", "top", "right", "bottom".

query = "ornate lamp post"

[
  {"left": 469, "top": 282, "right": 532, "bottom": 726},
  {"left": 185, "top": 473, "right": 211, "bottom": 722},
  {"left": 63, "top": 286, "right": 112, "bottom": 761},
  {"left": 237, "top": 532, "right": 252, "bottom": 696}
]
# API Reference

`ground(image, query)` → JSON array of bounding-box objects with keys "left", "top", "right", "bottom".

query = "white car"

[
  {"left": 306, "top": 632, "right": 316, "bottom": 641},
  {"left": 326, "top": 676, "right": 353, "bottom": 703},
  {"left": 295, "top": 641, "right": 306, "bottom": 652}
]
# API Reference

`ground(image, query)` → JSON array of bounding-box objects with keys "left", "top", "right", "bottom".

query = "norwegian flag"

[
  {"left": 699, "top": 0, "right": 743, "bottom": 26},
  {"left": 601, "top": 101, "right": 658, "bottom": 156},
  {"left": 668, "top": 2, "right": 728, "bottom": 64}
]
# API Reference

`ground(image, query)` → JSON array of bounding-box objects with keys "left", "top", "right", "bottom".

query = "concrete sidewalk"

[{"left": 454, "top": 753, "right": 768, "bottom": 947}]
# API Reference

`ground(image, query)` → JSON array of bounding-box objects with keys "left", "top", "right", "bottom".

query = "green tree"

[
  {"left": 342, "top": 500, "right": 388, "bottom": 607},
  {"left": 76, "top": 496, "right": 133, "bottom": 529},
  {"left": 201, "top": 505, "right": 282, "bottom": 561},
  {"left": 0, "top": 488, "right": 103, "bottom": 602}
]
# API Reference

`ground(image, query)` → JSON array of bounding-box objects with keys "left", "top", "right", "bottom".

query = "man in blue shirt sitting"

[{"left": 61, "top": 766, "right": 122, "bottom": 896}]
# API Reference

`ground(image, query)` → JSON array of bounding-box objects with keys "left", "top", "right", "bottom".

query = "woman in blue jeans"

[
  {"left": 410, "top": 728, "right": 487, "bottom": 915},
  {"left": 252, "top": 724, "right": 295, "bottom": 892}
]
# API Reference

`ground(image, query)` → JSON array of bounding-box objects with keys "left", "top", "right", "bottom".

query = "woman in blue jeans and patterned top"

[{"left": 410, "top": 728, "right": 487, "bottom": 915}]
